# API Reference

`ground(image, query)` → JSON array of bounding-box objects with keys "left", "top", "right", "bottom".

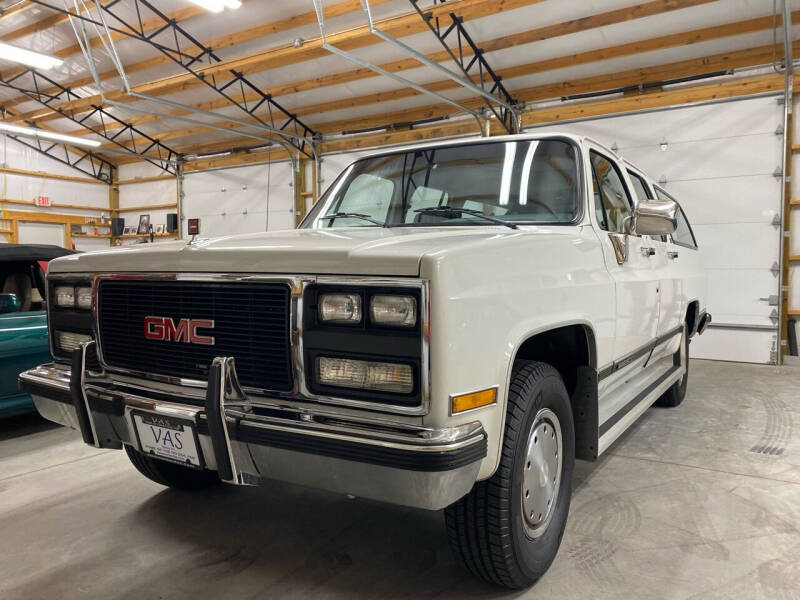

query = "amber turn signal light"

[{"left": 451, "top": 387, "right": 497, "bottom": 414}]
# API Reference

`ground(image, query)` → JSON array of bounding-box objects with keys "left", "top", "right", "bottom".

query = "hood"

[{"left": 49, "top": 226, "right": 528, "bottom": 277}]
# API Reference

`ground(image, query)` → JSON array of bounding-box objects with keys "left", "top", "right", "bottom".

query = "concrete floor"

[{"left": 1, "top": 359, "right": 799, "bottom": 600}]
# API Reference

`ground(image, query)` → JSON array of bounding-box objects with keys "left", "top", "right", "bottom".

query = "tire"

[
  {"left": 655, "top": 321, "right": 689, "bottom": 408},
  {"left": 124, "top": 444, "right": 221, "bottom": 490},
  {"left": 445, "top": 361, "right": 575, "bottom": 589}
]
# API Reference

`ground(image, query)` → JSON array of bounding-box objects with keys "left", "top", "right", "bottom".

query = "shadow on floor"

[
  {"left": 0, "top": 411, "right": 58, "bottom": 442},
  {"left": 106, "top": 452, "right": 610, "bottom": 599}
]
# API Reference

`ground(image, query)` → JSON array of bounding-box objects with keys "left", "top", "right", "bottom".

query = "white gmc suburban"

[{"left": 20, "top": 133, "right": 709, "bottom": 589}]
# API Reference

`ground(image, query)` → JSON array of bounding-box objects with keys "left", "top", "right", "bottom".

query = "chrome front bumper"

[{"left": 19, "top": 342, "right": 486, "bottom": 510}]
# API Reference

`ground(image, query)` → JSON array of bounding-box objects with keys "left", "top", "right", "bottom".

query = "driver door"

[{"left": 589, "top": 148, "right": 660, "bottom": 388}]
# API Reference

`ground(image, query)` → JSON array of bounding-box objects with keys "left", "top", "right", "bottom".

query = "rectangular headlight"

[
  {"left": 54, "top": 286, "right": 75, "bottom": 308},
  {"left": 319, "top": 293, "right": 362, "bottom": 324},
  {"left": 56, "top": 331, "right": 92, "bottom": 353},
  {"left": 317, "top": 357, "right": 413, "bottom": 394},
  {"left": 76, "top": 286, "right": 93, "bottom": 310},
  {"left": 370, "top": 294, "right": 417, "bottom": 327}
]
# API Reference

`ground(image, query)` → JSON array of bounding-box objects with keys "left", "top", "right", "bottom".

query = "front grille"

[{"left": 97, "top": 280, "right": 292, "bottom": 391}]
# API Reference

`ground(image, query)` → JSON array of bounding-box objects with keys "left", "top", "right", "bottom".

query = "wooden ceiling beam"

[
  {"left": 61, "top": 0, "right": 716, "bottom": 137},
  {"left": 40, "top": 0, "right": 544, "bottom": 118},
  {"left": 127, "top": 40, "right": 793, "bottom": 163},
  {"left": 318, "top": 74, "right": 787, "bottom": 154},
  {"left": 1, "top": 4, "right": 205, "bottom": 92},
  {"left": 4, "top": 0, "right": 391, "bottom": 120},
  {"left": 108, "top": 8, "right": 793, "bottom": 152},
  {"left": 0, "top": 1, "right": 33, "bottom": 23},
  {"left": 314, "top": 42, "right": 799, "bottom": 135}
]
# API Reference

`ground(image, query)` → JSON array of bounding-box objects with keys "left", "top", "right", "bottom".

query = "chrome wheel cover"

[{"left": 521, "top": 408, "right": 562, "bottom": 539}]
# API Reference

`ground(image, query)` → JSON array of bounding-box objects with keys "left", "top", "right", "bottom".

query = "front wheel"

[
  {"left": 445, "top": 361, "right": 575, "bottom": 589},
  {"left": 125, "top": 444, "right": 221, "bottom": 490}
]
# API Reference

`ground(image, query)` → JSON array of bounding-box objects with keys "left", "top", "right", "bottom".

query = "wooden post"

[
  {"left": 295, "top": 159, "right": 308, "bottom": 227},
  {"left": 109, "top": 166, "right": 119, "bottom": 247}
]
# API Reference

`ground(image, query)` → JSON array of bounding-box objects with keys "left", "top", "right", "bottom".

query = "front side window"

[
  {"left": 655, "top": 188, "right": 698, "bottom": 249},
  {"left": 590, "top": 151, "right": 633, "bottom": 233},
  {"left": 301, "top": 139, "right": 581, "bottom": 228}
]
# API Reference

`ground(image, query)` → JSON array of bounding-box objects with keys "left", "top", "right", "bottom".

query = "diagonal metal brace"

[{"left": 408, "top": 0, "right": 522, "bottom": 134}]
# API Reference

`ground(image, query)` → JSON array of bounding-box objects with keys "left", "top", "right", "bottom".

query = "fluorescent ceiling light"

[
  {"left": 0, "top": 122, "right": 102, "bottom": 148},
  {"left": 0, "top": 42, "right": 63, "bottom": 70},
  {"left": 187, "top": 0, "right": 241, "bottom": 12}
]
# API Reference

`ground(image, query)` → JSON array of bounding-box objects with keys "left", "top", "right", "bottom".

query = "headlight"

[
  {"left": 76, "top": 286, "right": 93, "bottom": 310},
  {"left": 370, "top": 295, "right": 417, "bottom": 327},
  {"left": 319, "top": 293, "right": 362, "bottom": 324},
  {"left": 317, "top": 356, "right": 413, "bottom": 394},
  {"left": 56, "top": 331, "right": 92, "bottom": 353},
  {"left": 54, "top": 286, "right": 75, "bottom": 308}
]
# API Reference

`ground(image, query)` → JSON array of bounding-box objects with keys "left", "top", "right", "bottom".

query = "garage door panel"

[
  {"left": 625, "top": 134, "right": 779, "bottom": 182},
  {"left": 705, "top": 269, "right": 778, "bottom": 322},
  {"left": 534, "top": 96, "right": 780, "bottom": 148},
  {"left": 692, "top": 223, "right": 778, "bottom": 269},
  {"left": 183, "top": 163, "right": 293, "bottom": 233},
  {"left": 691, "top": 328, "right": 776, "bottom": 364},
  {"left": 665, "top": 176, "right": 780, "bottom": 225}
]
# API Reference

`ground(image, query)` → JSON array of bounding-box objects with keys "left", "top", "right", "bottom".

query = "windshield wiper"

[
  {"left": 413, "top": 207, "right": 518, "bottom": 229},
  {"left": 318, "top": 212, "right": 387, "bottom": 227}
]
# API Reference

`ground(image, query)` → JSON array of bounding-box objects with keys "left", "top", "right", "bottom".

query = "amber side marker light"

[{"left": 451, "top": 387, "right": 497, "bottom": 414}]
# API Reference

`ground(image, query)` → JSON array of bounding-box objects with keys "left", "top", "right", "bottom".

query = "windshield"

[{"left": 301, "top": 138, "right": 581, "bottom": 228}]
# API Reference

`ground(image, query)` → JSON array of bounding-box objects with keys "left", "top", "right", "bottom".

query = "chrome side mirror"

[{"left": 634, "top": 199, "right": 678, "bottom": 236}]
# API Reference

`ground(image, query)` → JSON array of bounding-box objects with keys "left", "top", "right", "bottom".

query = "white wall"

[
  {"left": 117, "top": 162, "right": 177, "bottom": 246},
  {"left": 1, "top": 136, "right": 110, "bottom": 252}
]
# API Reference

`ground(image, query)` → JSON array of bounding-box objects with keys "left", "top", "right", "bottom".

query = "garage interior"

[{"left": 1, "top": 0, "right": 800, "bottom": 598}]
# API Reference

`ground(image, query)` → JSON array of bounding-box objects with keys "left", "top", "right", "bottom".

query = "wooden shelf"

[
  {"left": 112, "top": 233, "right": 179, "bottom": 239},
  {"left": 117, "top": 203, "right": 178, "bottom": 213},
  {"left": 791, "top": 200, "right": 800, "bottom": 206},
  {"left": 72, "top": 233, "right": 112, "bottom": 238},
  {"left": 788, "top": 310, "right": 800, "bottom": 316},
  {"left": 790, "top": 256, "right": 800, "bottom": 262}
]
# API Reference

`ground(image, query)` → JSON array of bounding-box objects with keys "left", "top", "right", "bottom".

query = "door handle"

[
  {"left": 641, "top": 247, "right": 656, "bottom": 257},
  {"left": 667, "top": 251, "right": 679, "bottom": 259}
]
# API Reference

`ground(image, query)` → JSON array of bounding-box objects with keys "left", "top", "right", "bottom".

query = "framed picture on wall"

[
  {"left": 137, "top": 214, "right": 150, "bottom": 235},
  {"left": 155, "top": 224, "right": 165, "bottom": 234}
]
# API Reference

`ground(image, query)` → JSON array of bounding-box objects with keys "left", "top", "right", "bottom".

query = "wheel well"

[
  {"left": 512, "top": 325, "right": 598, "bottom": 460},
  {"left": 686, "top": 301, "right": 699, "bottom": 335},
  {"left": 513, "top": 325, "right": 594, "bottom": 398}
]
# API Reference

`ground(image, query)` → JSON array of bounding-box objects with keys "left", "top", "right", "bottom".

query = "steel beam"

[
  {"left": 409, "top": 0, "right": 522, "bottom": 133},
  {"left": 28, "top": 0, "right": 317, "bottom": 159},
  {"left": 0, "top": 67, "right": 178, "bottom": 173},
  {"left": 0, "top": 128, "right": 116, "bottom": 182}
]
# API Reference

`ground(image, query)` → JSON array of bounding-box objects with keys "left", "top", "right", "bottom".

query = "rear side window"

[
  {"left": 590, "top": 151, "right": 633, "bottom": 233},
  {"left": 627, "top": 171, "right": 653, "bottom": 201},
  {"left": 628, "top": 170, "right": 667, "bottom": 242},
  {"left": 655, "top": 188, "right": 698, "bottom": 249}
]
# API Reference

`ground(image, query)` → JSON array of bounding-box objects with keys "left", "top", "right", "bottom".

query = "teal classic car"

[{"left": 1, "top": 244, "right": 75, "bottom": 417}]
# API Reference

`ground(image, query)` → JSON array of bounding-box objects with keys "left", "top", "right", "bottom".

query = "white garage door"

[
  {"left": 182, "top": 162, "right": 296, "bottom": 237},
  {"left": 532, "top": 95, "right": 783, "bottom": 363}
]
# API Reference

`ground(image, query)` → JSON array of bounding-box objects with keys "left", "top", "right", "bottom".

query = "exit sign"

[{"left": 36, "top": 195, "right": 51, "bottom": 207}]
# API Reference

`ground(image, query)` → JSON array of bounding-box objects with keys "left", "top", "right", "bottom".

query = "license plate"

[{"left": 132, "top": 411, "right": 202, "bottom": 469}]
